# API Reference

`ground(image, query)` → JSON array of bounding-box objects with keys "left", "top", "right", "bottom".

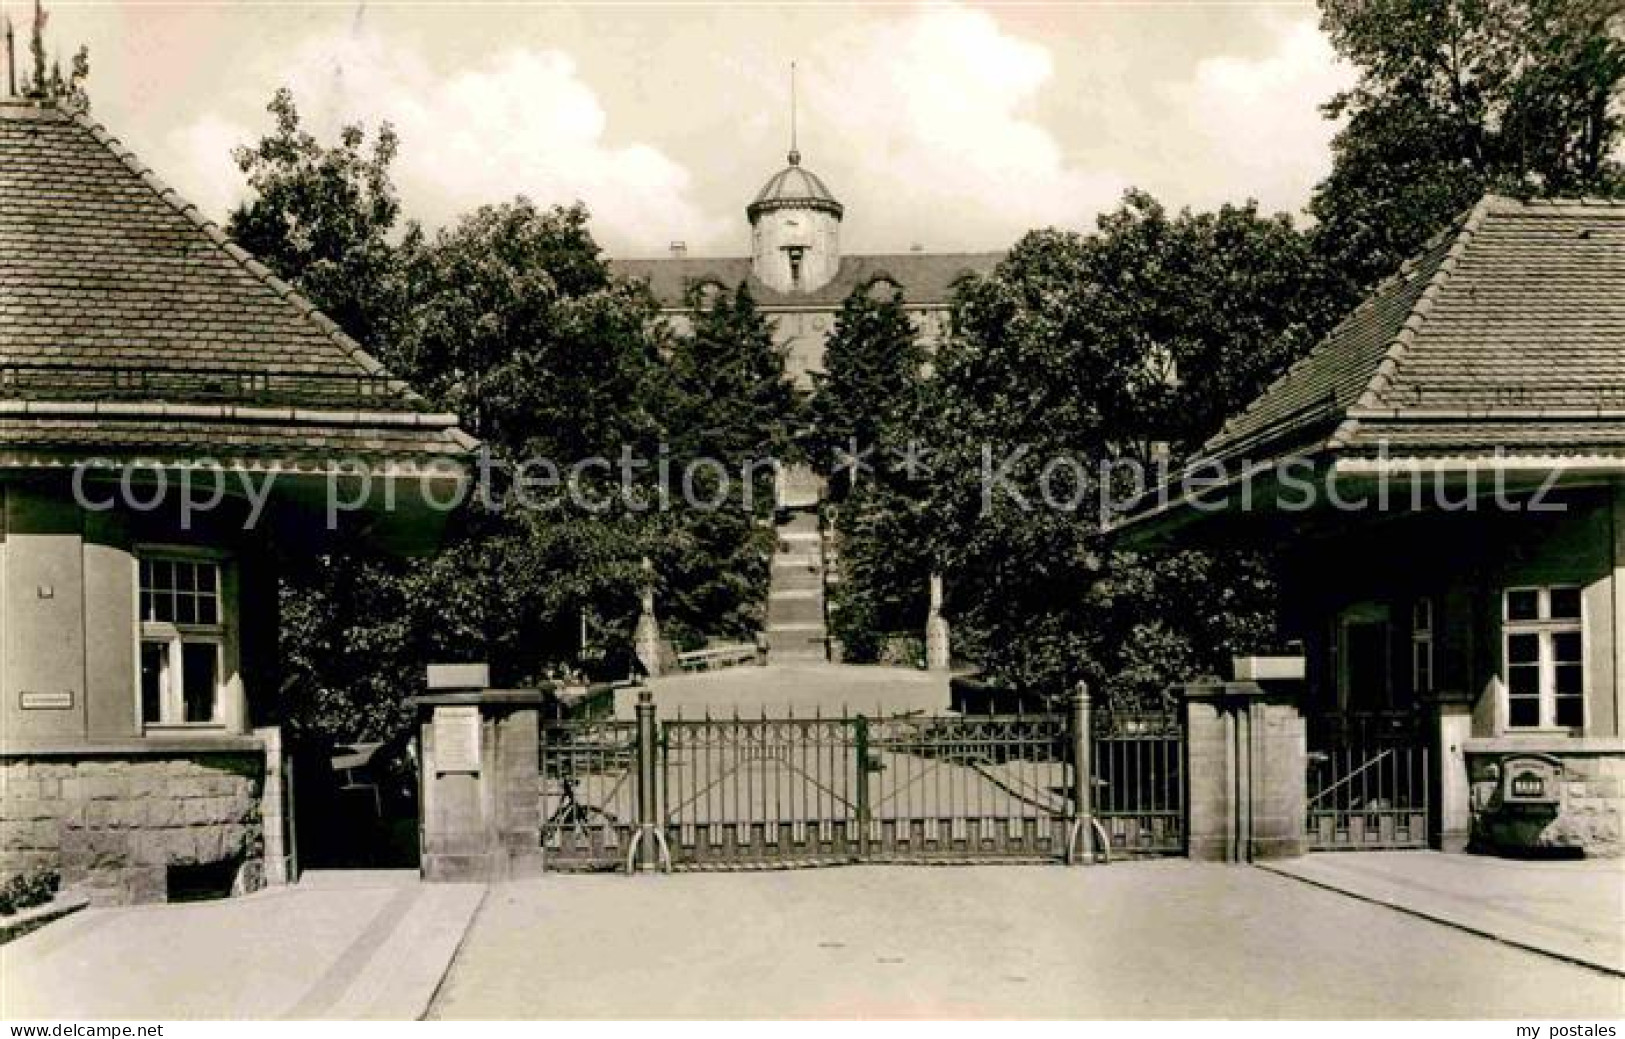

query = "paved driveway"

[
  {"left": 2, "top": 872, "right": 481, "bottom": 1020},
  {"left": 1265, "top": 852, "right": 1625, "bottom": 974},
  {"left": 428, "top": 861, "right": 1625, "bottom": 1019}
]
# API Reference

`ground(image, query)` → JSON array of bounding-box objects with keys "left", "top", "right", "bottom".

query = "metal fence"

[
  {"left": 1305, "top": 742, "right": 1430, "bottom": 851},
  {"left": 538, "top": 693, "right": 1186, "bottom": 871}
]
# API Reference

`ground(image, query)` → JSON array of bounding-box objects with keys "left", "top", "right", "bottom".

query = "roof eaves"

[{"left": 0, "top": 399, "right": 464, "bottom": 428}]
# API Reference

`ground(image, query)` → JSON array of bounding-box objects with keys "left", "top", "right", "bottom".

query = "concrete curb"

[
  {"left": 0, "top": 894, "right": 89, "bottom": 946},
  {"left": 419, "top": 882, "right": 490, "bottom": 1020},
  {"left": 1255, "top": 861, "right": 1625, "bottom": 979}
]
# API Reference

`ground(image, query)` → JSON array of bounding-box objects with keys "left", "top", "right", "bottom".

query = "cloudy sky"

[{"left": 14, "top": 1, "right": 1354, "bottom": 257}]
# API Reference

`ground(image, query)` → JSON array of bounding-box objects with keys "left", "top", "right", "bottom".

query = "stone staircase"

[{"left": 766, "top": 511, "right": 827, "bottom": 663}]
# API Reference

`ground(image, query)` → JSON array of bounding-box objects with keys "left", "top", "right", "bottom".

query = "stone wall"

[
  {"left": 0, "top": 750, "right": 266, "bottom": 904},
  {"left": 1467, "top": 745, "right": 1623, "bottom": 857}
]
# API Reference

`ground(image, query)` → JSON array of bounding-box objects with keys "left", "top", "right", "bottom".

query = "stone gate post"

[
  {"left": 925, "top": 573, "right": 951, "bottom": 672},
  {"left": 411, "top": 665, "right": 544, "bottom": 882},
  {"left": 1182, "top": 681, "right": 1306, "bottom": 862}
]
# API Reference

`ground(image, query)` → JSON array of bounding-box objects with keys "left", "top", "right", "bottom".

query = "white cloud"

[
  {"left": 162, "top": 113, "right": 246, "bottom": 221},
  {"left": 1158, "top": 16, "right": 1354, "bottom": 214},
  {"left": 165, "top": 28, "right": 726, "bottom": 253},
  {"left": 147, "top": 5, "right": 1352, "bottom": 257},
  {"left": 801, "top": 5, "right": 1130, "bottom": 250}
]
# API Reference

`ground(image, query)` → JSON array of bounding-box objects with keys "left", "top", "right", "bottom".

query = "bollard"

[
  {"left": 1066, "top": 681, "right": 1096, "bottom": 864},
  {"left": 627, "top": 690, "right": 671, "bottom": 873}
]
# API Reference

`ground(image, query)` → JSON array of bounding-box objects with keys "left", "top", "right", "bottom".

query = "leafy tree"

[
  {"left": 1313, "top": 0, "right": 1625, "bottom": 291},
  {"left": 807, "top": 283, "right": 933, "bottom": 659},
  {"left": 826, "top": 479, "right": 933, "bottom": 662},
  {"left": 397, "top": 200, "right": 666, "bottom": 458},
  {"left": 665, "top": 284, "right": 797, "bottom": 474},
  {"left": 231, "top": 92, "right": 671, "bottom": 735},
  {"left": 922, "top": 192, "right": 1328, "bottom": 701},
  {"left": 228, "top": 89, "right": 408, "bottom": 353},
  {"left": 392, "top": 199, "right": 672, "bottom": 679},
  {"left": 224, "top": 90, "right": 420, "bottom": 739},
  {"left": 1074, "top": 192, "right": 1338, "bottom": 460},
  {"left": 274, "top": 541, "right": 421, "bottom": 742},
  {"left": 807, "top": 284, "right": 926, "bottom": 490},
  {"left": 655, "top": 285, "right": 799, "bottom": 643}
]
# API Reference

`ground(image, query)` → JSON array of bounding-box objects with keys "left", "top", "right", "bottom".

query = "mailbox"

[{"left": 1500, "top": 754, "right": 1562, "bottom": 807}]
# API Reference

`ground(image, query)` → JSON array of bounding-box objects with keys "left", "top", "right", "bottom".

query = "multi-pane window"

[
  {"left": 1503, "top": 586, "right": 1584, "bottom": 730},
  {"left": 1411, "top": 598, "right": 1434, "bottom": 695},
  {"left": 138, "top": 557, "right": 225, "bottom": 726}
]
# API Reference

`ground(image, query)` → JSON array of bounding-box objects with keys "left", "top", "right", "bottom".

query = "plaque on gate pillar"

[{"left": 433, "top": 705, "right": 482, "bottom": 774}]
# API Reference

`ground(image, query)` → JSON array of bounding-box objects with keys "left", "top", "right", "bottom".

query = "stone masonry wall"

[
  {"left": 0, "top": 753, "right": 265, "bottom": 904},
  {"left": 1468, "top": 751, "right": 1623, "bottom": 857}
]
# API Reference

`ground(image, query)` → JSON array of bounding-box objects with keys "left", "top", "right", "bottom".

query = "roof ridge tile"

[
  {"left": 1200, "top": 210, "right": 1476, "bottom": 452},
  {"left": 1325, "top": 194, "right": 1495, "bottom": 450}
]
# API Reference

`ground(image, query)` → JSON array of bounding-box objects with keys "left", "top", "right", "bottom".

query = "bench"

[{"left": 676, "top": 640, "right": 766, "bottom": 672}]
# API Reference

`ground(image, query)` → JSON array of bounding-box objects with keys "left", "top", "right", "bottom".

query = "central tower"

[
  {"left": 748, "top": 66, "right": 843, "bottom": 294},
  {"left": 748, "top": 153, "right": 843, "bottom": 293}
]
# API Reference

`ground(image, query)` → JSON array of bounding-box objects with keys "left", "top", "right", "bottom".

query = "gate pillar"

[
  {"left": 410, "top": 667, "right": 545, "bottom": 883},
  {"left": 1431, "top": 690, "right": 1475, "bottom": 853},
  {"left": 925, "top": 574, "right": 951, "bottom": 672},
  {"left": 1182, "top": 681, "right": 1306, "bottom": 862}
]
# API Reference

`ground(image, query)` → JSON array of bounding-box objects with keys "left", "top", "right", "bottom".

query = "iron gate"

[
  {"left": 662, "top": 714, "right": 866, "bottom": 867},
  {"left": 1305, "top": 714, "right": 1430, "bottom": 851},
  {"left": 1093, "top": 710, "right": 1186, "bottom": 855},
  {"left": 539, "top": 717, "right": 639, "bottom": 868},
  {"left": 539, "top": 694, "right": 1186, "bottom": 871}
]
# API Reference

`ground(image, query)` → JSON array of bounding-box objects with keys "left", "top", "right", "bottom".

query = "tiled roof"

[
  {"left": 1203, "top": 195, "right": 1625, "bottom": 463},
  {"left": 0, "top": 99, "right": 474, "bottom": 468},
  {"left": 612, "top": 251, "right": 1002, "bottom": 308}
]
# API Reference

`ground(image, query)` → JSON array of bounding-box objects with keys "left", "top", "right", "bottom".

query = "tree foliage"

[
  {"left": 12, "top": 1, "right": 89, "bottom": 107},
  {"left": 665, "top": 284, "right": 798, "bottom": 472},
  {"left": 807, "top": 284, "right": 926, "bottom": 486},
  {"left": 227, "top": 88, "right": 407, "bottom": 352},
  {"left": 1312, "top": 0, "right": 1625, "bottom": 290},
  {"left": 235, "top": 91, "right": 795, "bottom": 737},
  {"left": 232, "top": 95, "right": 660, "bottom": 738},
  {"left": 388, "top": 199, "right": 672, "bottom": 685},
  {"left": 920, "top": 192, "right": 1329, "bottom": 701},
  {"left": 806, "top": 284, "right": 933, "bottom": 659},
  {"left": 654, "top": 285, "right": 799, "bottom": 645}
]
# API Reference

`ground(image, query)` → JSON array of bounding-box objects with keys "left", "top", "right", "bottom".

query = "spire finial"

[
  {"left": 4, "top": 16, "right": 15, "bottom": 98},
  {"left": 787, "top": 60, "right": 800, "bottom": 166}
]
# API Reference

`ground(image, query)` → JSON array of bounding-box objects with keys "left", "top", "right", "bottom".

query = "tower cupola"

[{"left": 748, "top": 65, "right": 842, "bottom": 293}]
